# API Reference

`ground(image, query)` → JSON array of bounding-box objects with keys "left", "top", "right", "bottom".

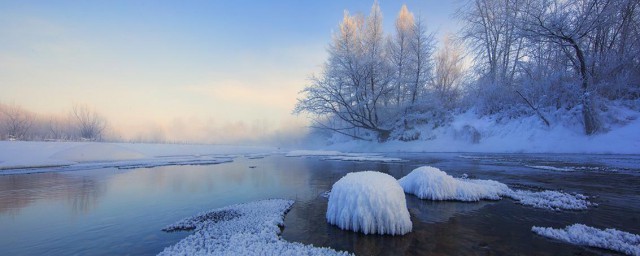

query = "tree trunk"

[{"left": 568, "top": 37, "right": 599, "bottom": 135}]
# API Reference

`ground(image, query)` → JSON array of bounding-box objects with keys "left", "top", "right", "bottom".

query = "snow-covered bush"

[
  {"left": 326, "top": 171, "right": 412, "bottom": 235},
  {"left": 398, "top": 166, "right": 510, "bottom": 201}
]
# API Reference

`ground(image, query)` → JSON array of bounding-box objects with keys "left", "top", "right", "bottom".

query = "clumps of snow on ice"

[
  {"left": 399, "top": 166, "right": 594, "bottom": 211},
  {"left": 398, "top": 166, "right": 510, "bottom": 201},
  {"left": 327, "top": 171, "right": 412, "bottom": 235},
  {"left": 159, "top": 199, "right": 350, "bottom": 256},
  {"left": 286, "top": 150, "right": 403, "bottom": 162},
  {"left": 509, "top": 190, "right": 593, "bottom": 211},
  {"left": 532, "top": 224, "right": 640, "bottom": 256}
]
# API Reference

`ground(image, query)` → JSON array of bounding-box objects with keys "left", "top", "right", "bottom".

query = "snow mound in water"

[
  {"left": 398, "top": 166, "right": 510, "bottom": 201},
  {"left": 532, "top": 224, "right": 640, "bottom": 255},
  {"left": 160, "top": 199, "right": 350, "bottom": 256},
  {"left": 326, "top": 171, "right": 412, "bottom": 235}
]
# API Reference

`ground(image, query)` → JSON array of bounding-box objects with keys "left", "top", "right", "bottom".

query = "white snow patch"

[
  {"left": 399, "top": 166, "right": 593, "bottom": 210},
  {"left": 532, "top": 224, "right": 640, "bottom": 255},
  {"left": 160, "top": 199, "right": 351, "bottom": 256},
  {"left": 327, "top": 171, "right": 412, "bottom": 235},
  {"left": 398, "top": 166, "right": 510, "bottom": 201}
]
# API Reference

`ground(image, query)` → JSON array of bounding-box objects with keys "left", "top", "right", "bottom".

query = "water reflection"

[{"left": 0, "top": 172, "right": 106, "bottom": 215}]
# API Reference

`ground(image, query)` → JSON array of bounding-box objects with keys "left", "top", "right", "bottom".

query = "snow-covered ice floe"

[
  {"left": 399, "top": 166, "right": 593, "bottom": 211},
  {"left": 327, "top": 171, "right": 412, "bottom": 235},
  {"left": 160, "top": 199, "right": 351, "bottom": 256},
  {"left": 398, "top": 166, "right": 510, "bottom": 201},
  {"left": 286, "top": 150, "right": 403, "bottom": 162},
  {"left": 532, "top": 224, "right": 640, "bottom": 256}
]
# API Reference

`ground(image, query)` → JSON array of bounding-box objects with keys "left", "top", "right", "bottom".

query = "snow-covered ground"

[
  {"left": 159, "top": 199, "right": 351, "bottom": 256},
  {"left": 532, "top": 224, "right": 640, "bottom": 256},
  {"left": 399, "top": 166, "right": 593, "bottom": 211},
  {"left": 326, "top": 171, "right": 412, "bottom": 235},
  {"left": 321, "top": 110, "right": 640, "bottom": 154},
  {"left": 0, "top": 141, "right": 276, "bottom": 175}
]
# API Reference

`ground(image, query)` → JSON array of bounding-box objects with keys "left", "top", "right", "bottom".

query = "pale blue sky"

[{"left": 0, "top": 0, "right": 459, "bottom": 142}]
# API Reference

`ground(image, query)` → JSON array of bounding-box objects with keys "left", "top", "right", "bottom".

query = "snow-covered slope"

[
  {"left": 323, "top": 110, "right": 640, "bottom": 154},
  {"left": 326, "top": 171, "right": 412, "bottom": 235}
]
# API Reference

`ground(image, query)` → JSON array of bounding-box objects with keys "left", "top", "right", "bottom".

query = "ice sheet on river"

[
  {"left": 532, "top": 224, "right": 640, "bottom": 256},
  {"left": 286, "top": 150, "right": 403, "bottom": 162},
  {"left": 159, "top": 199, "right": 351, "bottom": 256},
  {"left": 399, "top": 166, "right": 593, "bottom": 211}
]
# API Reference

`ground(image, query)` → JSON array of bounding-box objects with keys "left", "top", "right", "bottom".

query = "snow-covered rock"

[
  {"left": 326, "top": 171, "right": 412, "bottom": 235},
  {"left": 398, "top": 166, "right": 510, "bottom": 201},
  {"left": 399, "top": 166, "right": 593, "bottom": 211},
  {"left": 532, "top": 224, "right": 640, "bottom": 255},
  {"left": 160, "top": 199, "right": 350, "bottom": 256}
]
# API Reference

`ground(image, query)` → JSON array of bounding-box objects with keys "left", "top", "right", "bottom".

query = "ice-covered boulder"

[
  {"left": 398, "top": 166, "right": 510, "bottom": 201},
  {"left": 326, "top": 171, "right": 412, "bottom": 235}
]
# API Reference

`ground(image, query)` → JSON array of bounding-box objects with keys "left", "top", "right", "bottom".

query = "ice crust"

[
  {"left": 532, "top": 224, "right": 640, "bottom": 255},
  {"left": 160, "top": 199, "right": 351, "bottom": 256},
  {"left": 286, "top": 150, "right": 403, "bottom": 162},
  {"left": 326, "top": 171, "right": 412, "bottom": 235},
  {"left": 399, "top": 166, "right": 592, "bottom": 210}
]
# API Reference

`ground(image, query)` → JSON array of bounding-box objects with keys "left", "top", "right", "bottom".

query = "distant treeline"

[
  {"left": 0, "top": 102, "right": 107, "bottom": 141},
  {"left": 295, "top": 0, "right": 640, "bottom": 141}
]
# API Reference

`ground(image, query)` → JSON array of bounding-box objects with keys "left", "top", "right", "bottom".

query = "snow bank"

[
  {"left": 327, "top": 171, "right": 412, "bottom": 235},
  {"left": 532, "top": 224, "right": 640, "bottom": 255},
  {"left": 322, "top": 110, "right": 640, "bottom": 154},
  {"left": 160, "top": 199, "right": 350, "bottom": 256},
  {"left": 399, "top": 166, "right": 593, "bottom": 210},
  {"left": 0, "top": 141, "right": 275, "bottom": 175},
  {"left": 398, "top": 166, "right": 510, "bottom": 201}
]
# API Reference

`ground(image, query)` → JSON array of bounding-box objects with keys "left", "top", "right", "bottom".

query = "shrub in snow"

[
  {"left": 532, "top": 224, "right": 640, "bottom": 255},
  {"left": 398, "top": 166, "right": 510, "bottom": 201},
  {"left": 160, "top": 199, "right": 350, "bottom": 256},
  {"left": 326, "top": 171, "right": 412, "bottom": 235}
]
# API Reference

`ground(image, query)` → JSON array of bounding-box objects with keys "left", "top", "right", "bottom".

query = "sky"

[{"left": 0, "top": 0, "right": 460, "bottom": 144}]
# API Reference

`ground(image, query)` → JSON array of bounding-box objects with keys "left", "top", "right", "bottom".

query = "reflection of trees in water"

[
  {"left": 66, "top": 177, "right": 106, "bottom": 214},
  {"left": 0, "top": 173, "right": 106, "bottom": 215}
]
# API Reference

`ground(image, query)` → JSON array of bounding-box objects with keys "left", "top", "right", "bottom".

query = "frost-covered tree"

[
  {"left": 432, "top": 34, "right": 465, "bottom": 109},
  {"left": 0, "top": 103, "right": 34, "bottom": 140},
  {"left": 71, "top": 104, "right": 107, "bottom": 141}
]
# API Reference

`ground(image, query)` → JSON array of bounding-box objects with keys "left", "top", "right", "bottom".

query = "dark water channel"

[{"left": 1, "top": 153, "right": 639, "bottom": 255}]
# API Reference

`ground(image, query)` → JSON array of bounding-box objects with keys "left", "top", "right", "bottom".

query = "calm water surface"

[{"left": 1, "top": 153, "right": 639, "bottom": 255}]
